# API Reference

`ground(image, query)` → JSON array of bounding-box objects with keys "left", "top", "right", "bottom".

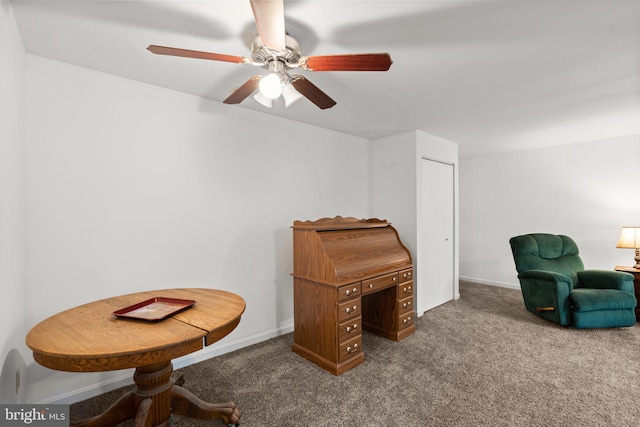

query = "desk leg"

[{"left": 171, "top": 385, "right": 241, "bottom": 426}]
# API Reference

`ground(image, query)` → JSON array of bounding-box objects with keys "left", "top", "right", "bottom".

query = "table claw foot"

[
  {"left": 171, "top": 385, "right": 241, "bottom": 426},
  {"left": 71, "top": 391, "right": 137, "bottom": 427}
]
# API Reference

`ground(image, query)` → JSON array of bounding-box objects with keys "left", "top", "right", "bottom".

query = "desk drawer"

[
  {"left": 399, "top": 268, "right": 413, "bottom": 283},
  {"left": 338, "top": 317, "right": 361, "bottom": 343},
  {"left": 362, "top": 273, "right": 398, "bottom": 295},
  {"left": 398, "top": 313, "right": 413, "bottom": 331},
  {"left": 398, "top": 296, "right": 413, "bottom": 315},
  {"left": 338, "top": 300, "right": 360, "bottom": 323},
  {"left": 338, "top": 283, "right": 362, "bottom": 303},
  {"left": 399, "top": 282, "right": 413, "bottom": 297},
  {"left": 339, "top": 336, "right": 362, "bottom": 362}
]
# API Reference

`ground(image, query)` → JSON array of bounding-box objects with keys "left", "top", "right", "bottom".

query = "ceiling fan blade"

[
  {"left": 223, "top": 76, "right": 261, "bottom": 104},
  {"left": 291, "top": 76, "right": 336, "bottom": 110},
  {"left": 250, "top": 0, "right": 286, "bottom": 51},
  {"left": 147, "top": 45, "right": 247, "bottom": 64},
  {"left": 301, "top": 53, "right": 393, "bottom": 71}
]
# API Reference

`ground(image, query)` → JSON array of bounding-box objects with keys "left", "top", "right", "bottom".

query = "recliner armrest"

[
  {"left": 577, "top": 270, "right": 635, "bottom": 293},
  {"left": 519, "top": 270, "right": 573, "bottom": 285}
]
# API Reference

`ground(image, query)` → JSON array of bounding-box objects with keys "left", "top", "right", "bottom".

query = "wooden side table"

[
  {"left": 26, "top": 288, "right": 245, "bottom": 427},
  {"left": 615, "top": 266, "right": 640, "bottom": 322}
]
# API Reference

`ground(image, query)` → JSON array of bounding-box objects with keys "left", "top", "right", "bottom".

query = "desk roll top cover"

[{"left": 292, "top": 216, "right": 415, "bottom": 375}]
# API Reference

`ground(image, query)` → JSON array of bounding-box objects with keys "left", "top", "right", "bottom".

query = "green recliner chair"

[{"left": 509, "top": 233, "right": 636, "bottom": 328}]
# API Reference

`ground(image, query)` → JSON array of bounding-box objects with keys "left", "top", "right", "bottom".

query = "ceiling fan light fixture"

[
  {"left": 282, "top": 82, "right": 303, "bottom": 107},
  {"left": 253, "top": 91, "right": 273, "bottom": 108}
]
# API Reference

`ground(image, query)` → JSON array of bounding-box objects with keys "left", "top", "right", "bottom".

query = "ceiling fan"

[{"left": 147, "top": 0, "right": 392, "bottom": 109}]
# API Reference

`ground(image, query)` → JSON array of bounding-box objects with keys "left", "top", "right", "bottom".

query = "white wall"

[
  {"left": 371, "top": 130, "right": 459, "bottom": 315},
  {"left": 23, "top": 55, "right": 370, "bottom": 403},
  {"left": 459, "top": 135, "right": 640, "bottom": 288},
  {"left": 0, "top": 0, "right": 28, "bottom": 405},
  {"left": 371, "top": 131, "right": 417, "bottom": 254}
]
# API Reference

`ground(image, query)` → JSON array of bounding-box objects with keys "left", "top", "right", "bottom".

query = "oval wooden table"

[{"left": 26, "top": 288, "right": 246, "bottom": 427}]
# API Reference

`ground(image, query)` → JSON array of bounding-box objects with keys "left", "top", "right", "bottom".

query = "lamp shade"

[
  {"left": 617, "top": 226, "right": 640, "bottom": 269},
  {"left": 616, "top": 226, "right": 640, "bottom": 249}
]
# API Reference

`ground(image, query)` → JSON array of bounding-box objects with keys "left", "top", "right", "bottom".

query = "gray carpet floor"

[{"left": 71, "top": 281, "right": 640, "bottom": 426}]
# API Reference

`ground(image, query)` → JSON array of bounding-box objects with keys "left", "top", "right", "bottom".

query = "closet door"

[{"left": 420, "top": 158, "right": 455, "bottom": 312}]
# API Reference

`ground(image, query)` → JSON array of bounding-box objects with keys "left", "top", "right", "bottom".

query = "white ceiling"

[{"left": 11, "top": 0, "right": 640, "bottom": 157}]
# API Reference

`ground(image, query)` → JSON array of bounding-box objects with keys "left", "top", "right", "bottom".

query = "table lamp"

[{"left": 616, "top": 226, "right": 640, "bottom": 269}]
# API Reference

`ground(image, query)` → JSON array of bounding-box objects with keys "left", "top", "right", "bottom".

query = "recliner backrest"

[{"left": 509, "top": 233, "right": 585, "bottom": 287}]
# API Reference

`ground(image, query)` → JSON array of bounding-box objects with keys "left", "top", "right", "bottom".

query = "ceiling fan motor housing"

[{"left": 251, "top": 35, "right": 301, "bottom": 67}]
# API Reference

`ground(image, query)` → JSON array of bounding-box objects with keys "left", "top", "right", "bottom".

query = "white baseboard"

[
  {"left": 45, "top": 372, "right": 135, "bottom": 405},
  {"left": 173, "top": 322, "right": 294, "bottom": 370},
  {"left": 48, "top": 322, "right": 295, "bottom": 405},
  {"left": 460, "top": 276, "right": 521, "bottom": 291}
]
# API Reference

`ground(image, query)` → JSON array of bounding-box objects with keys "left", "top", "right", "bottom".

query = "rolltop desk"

[{"left": 291, "top": 216, "right": 415, "bottom": 375}]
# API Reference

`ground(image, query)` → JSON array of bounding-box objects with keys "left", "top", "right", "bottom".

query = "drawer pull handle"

[
  {"left": 403, "top": 301, "right": 412, "bottom": 308},
  {"left": 403, "top": 317, "right": 412, "bottom": 324},
  {"left": 346, "top": 343, "right": 360, "bottom": 353},
  {"left": 392, "top": 277, "right": 397, "bottom": 281},
  {"left": 345, "top": 287, "right": 358, "bottom": 296},
  {"left": 368, "top": 284, "right": 374, "bottom": 289},
  {"left": 346, "top": 306, "right": 358, "bottom": 314},
  {"left": 346, "top": 324, "right": 358, "bottom": 333},
  {"left": 404, "top": 272, "right": 412, "bottom": 279}
]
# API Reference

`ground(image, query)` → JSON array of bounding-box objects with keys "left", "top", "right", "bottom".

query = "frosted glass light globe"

[
  {"left": 259, "top": 73, "right": 282, "bottom": 99},
  {"left": 282, "top": 83, "right": 303, "bottom": 107}
]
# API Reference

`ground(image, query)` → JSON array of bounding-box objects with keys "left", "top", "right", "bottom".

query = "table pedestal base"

[{"left": 71, "top": 361, "right": 240, "bottom": 427}]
